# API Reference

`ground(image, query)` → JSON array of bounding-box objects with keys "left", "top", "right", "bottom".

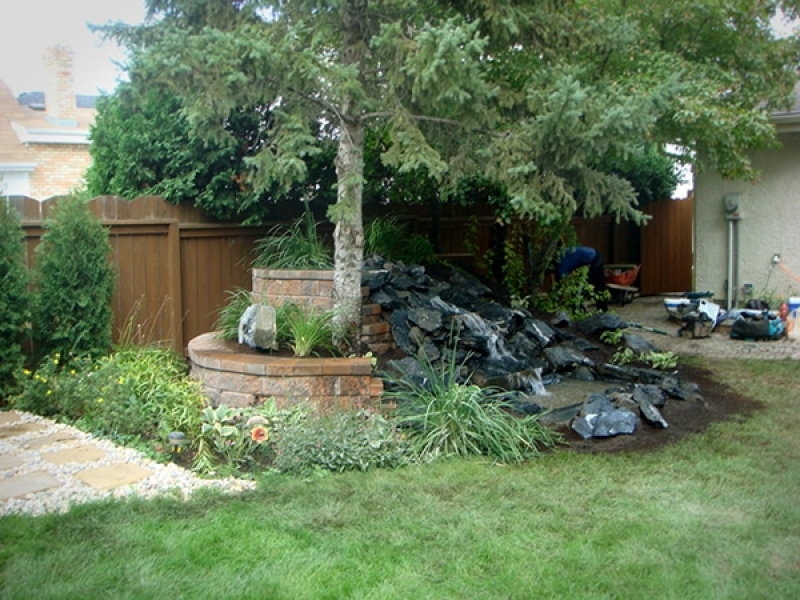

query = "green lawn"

[{"left": 2, "top": 359, "right": 799, "bottom": 599}]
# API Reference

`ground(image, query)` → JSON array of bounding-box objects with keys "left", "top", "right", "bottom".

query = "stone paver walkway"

[
  {"left": 0, "top": 410, "right": 254, "bottom": 516},
  {"left": 0, "top": 411, "right": 154, "bottom": 504}
]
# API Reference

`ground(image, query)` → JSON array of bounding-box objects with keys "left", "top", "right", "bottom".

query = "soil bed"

[
  {"left": 556, "top": 362, "right": 763, "bottom": 454},
  {"left": 374, "top": 320, "right": 763, "bottom": 456}
]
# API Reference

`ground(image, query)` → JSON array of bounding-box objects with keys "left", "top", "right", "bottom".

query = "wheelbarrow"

[{"left": 604, "top": 264, "right": 640, "bottom": 306}]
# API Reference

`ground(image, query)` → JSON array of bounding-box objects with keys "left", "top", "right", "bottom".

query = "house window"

[{"left": 0, "top": 168, "right": 33, "bottom": 197}]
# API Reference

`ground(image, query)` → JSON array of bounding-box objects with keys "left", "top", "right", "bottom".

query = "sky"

[{"left": 0, "top": 1, "right": 148, "bottom": 96}]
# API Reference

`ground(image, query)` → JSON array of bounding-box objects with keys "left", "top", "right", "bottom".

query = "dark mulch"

[
  {"left": 374, "top": 320, "right": 764, "bottom": 456},
  {"left": 555, "top": 361, "right": 764, "bottom": 454}
]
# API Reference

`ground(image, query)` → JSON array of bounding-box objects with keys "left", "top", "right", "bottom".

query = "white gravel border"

[{"left": 1, "top": 412, "right": 256, "bottom": 517}]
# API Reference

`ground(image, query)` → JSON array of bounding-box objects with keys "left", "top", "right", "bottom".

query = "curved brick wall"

[{"left": 188, "top": 333, "right": 383, "bottom": 413}]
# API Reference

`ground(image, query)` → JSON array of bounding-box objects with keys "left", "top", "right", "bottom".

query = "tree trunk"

[
  {"left": 331, "top": 0, "right": 369, "bottom": 351},
  {"left": 332, "top": 118, "right": 365, "bottom": 351}
]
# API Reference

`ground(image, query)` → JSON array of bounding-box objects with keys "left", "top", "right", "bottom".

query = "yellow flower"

[
  {"left": 97, "top": 397, "right": 104, "bottom": 404},
  {"left": 23, "top": 369, "right": 31, "bottom": 376},
  {"left": 118, "top": 377, "right": 125, "bottom": 385},
  {"left": 70, "top": 370, "right": 76, "bottom": 376},
  {"left": 46, "top": 390, "right": 52, "bottom": 396}
]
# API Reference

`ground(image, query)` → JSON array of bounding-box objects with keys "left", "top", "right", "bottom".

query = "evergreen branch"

[{"left": 360, "top": 111, "right": 500, "bottom": 137}]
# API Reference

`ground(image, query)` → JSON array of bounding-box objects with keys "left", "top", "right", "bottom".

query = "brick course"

[
  {"left": 28, "top": 144, "right": 91, "bottom": 199},
  {"left": 188, "top": 333, "right": 383, "bottom": 412}
]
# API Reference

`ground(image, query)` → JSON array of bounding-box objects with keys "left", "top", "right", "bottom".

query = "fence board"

[
  {"left": 18, "top": 196, "right": 268, "bottom": 353},
  {"left": 640, "top": 196, "right": 694, "bottom": 295}
]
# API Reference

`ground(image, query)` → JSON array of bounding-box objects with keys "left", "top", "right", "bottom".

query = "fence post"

[{"left": 167, "top": 221, "right": 184, "bottom": 352}]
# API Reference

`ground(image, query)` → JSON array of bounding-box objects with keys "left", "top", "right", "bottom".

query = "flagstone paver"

[
  {"left": 0, "top": 471, "right": 61, "bottom": 500},
  {"left": 0, "top": 411, "right": 24, "bottom": 425},
  {"left": 0, "top": 455, "right": 24, "bottom": 470},
  {"left": 23, "top": 431, "right": 78, "bottom": 450},
  {"left": 0, "top": 423, "right": 47, "bottom": 439},
  {"left": 74, "top": 464, "right": 153, "bottom": 491},
  {"left": 41, "top": 445, "right": 107, "bottom": 465}
]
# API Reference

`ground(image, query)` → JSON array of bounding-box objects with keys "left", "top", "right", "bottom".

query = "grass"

[{"left": 2, "top": 359, "right": 799, "bottom": 599}]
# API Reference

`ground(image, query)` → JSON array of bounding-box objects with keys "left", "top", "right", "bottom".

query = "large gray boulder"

[{"left": 238, "top": 304, "right": 278, "bottom": 351}]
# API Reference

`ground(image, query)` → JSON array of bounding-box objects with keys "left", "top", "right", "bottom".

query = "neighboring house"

[
  {"left": 694, "top": 83, "right": 800, "bottom": 307},
  {"left": 0, "top": 45, "right": 95, "bottom": 199}
]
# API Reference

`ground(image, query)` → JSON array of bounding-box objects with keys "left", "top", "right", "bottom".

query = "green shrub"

[
  {"left": 13, "top": 345, "right": 207, "bottom": 458},
  {"left": 531, "top": 265, "right": 610, "bottom": 320},
  {"left": 364, "top": 216, "right": 437, "bottom": 264},
  {"left": 383, "top": 349, "right": 560, "bottom": 463},
  {"left": 31, "top": 198, "right": 115, "bottom": 361},
  {"left": 271, "top": 408, "right": 411, "bottom": 474},
  {"left": 0, "top": 201, "right": 30, "bottom": 400},
  {"left": 12, "top": 354, "right": 72, "bottom": 417}
]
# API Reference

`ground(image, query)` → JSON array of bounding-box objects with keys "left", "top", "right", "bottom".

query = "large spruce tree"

[{"left": 99, "top": 0, "right": 799, "bottom": 348}]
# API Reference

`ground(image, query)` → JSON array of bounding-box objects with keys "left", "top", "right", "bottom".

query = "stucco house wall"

[{"left": 695, "top": 108, "right": 800, "bottom": 306}]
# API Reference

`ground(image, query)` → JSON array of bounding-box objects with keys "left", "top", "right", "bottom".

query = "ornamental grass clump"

[
  {"left": 215, "top": 290, "right": 337, "bottom": 357},
  {"left": 252, "top": 202, "right": 332, "bottom": 270},
  {"left": 284, "top": 304, "right": 336, "bottom": 357},
  {"left": 214, "top": 288, "right": 256, "bottom": 341},
  {"left": 383, "top": 348, "right": 560, "bottom": 464},
  {"left": 364, "top": 216, "right": 437, "bottom": 264}
]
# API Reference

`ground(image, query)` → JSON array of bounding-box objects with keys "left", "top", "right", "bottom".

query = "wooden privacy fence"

[
  {"left": 15, "top": 196, "right": 269, "bottom": 353},
  {"left": 640, "top": 195, "right": 694, "bottom": 295},
  {"left": 392, "top": 195, "right": 694, "bottom": 296},
  {"left": 14, "top": 193, "right": 692, "bottom": 353}
]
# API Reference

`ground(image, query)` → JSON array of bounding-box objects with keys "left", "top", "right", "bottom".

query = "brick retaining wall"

[
  {"left": 252, "top": 269, "right": 335, "bottom": 310},
  {"left": 251, "top": 268, "right": 394, "bottom": 354},
  {"left": 188, "top": 333, "right": 384, "bottom": 412}
]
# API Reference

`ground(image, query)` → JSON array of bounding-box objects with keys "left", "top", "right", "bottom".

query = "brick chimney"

[{"left": 43, "top": 45, "right": 77, "bottom": 127}]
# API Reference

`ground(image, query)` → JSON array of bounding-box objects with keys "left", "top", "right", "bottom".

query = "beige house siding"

[
  {"left": 694, "top": 131, "right": 800, "bottom": 304},
  {"left": 0, "top": 45, "right": 95, "bottom": 200},
  {"left": 27, "top": 143, "right": 92, "bottom": 199}
]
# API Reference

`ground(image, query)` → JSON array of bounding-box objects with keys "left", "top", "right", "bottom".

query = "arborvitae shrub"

[
  {"left": 31, "top": 198, "right": 115, "bottom": 361},
  {"left": 0, "top": 200, "right": 30, "bottom": 400}
]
